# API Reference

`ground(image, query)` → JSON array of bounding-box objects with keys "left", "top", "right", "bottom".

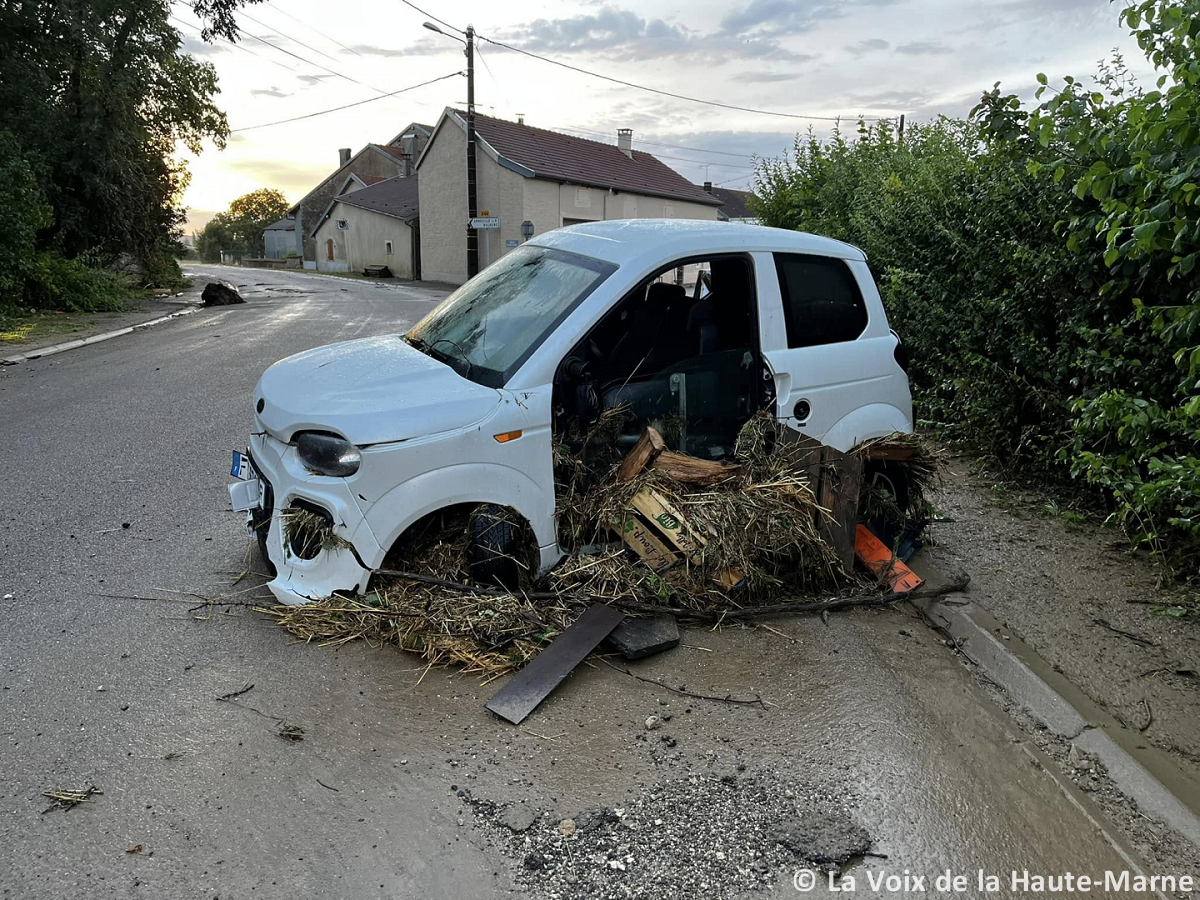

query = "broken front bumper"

[{"left": 246, "top": 432, "right": 380, "bottom": 605}]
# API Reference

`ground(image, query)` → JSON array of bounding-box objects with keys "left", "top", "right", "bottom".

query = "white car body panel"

[{"left": 240, "top": 220, "right": 912, "bottom": 605}]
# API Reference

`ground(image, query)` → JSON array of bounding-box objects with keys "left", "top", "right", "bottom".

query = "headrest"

[{"left": 646, "top": 282, "right": 685, "bottom": 304}]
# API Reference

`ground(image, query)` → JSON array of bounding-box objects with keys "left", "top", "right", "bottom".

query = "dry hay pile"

[{"left": 266, "top": 414, "right": 941, "bottom": 675}]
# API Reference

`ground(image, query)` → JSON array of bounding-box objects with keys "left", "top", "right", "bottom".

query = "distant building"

[
  {"left": 286, "top": 123, "right": 431, "bottom": 267},
  {"left": 703, "top": 182, "right": 760, "bottom": 224},
  {"left": 312, "top": 175, "right": 420, "bottom": 278},
  {"left": 262, "top": 217, "right": 295, "bottom": 259},
  {"left": 415, "top": 109, "right": 723, "bottom": 285}
]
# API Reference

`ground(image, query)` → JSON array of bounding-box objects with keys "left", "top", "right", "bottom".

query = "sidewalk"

[{"left": 2, "top": 292, "right": 201, "bottom": 362}]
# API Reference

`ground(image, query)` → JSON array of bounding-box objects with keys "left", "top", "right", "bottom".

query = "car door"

[{"left": 757, "top": 250, "right": 909, "bottom": 449}]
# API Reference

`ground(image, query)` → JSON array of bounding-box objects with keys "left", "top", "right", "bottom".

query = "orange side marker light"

[{"left": 493, "top": 430, "right": 523, "bottom": 443}]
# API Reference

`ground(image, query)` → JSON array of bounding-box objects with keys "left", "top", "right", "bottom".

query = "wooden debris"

[
  {"left": 617, "top": 511, "right": 678, "bottom": 572},
  {"left": 778, "top": 431, "right": 862, "bottom": 569},
  {"left": 854, "top": 524, "right": 924, "bottom": 593},
  {"left": 713, "top": 568, "right": 746, "bottom": 592},
  {"left": 652, "top": 451, "right": 743, "bottom": 486},
  {"left": 486, "top": 603, "right": 625, "bottom": 725},
  {"left": 616, "top": 426, "right": 667, "bottom": 482},
  {"left": 629, "top": 489, "right": 706, "bottom": 561}
]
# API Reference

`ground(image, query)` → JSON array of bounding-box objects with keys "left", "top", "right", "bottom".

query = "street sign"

[
  {"left": 506, "top": 239, "right": 519, "bottom": 248},
  {"left": 469, "top": 216, "right": 501, "bottom": 229}
]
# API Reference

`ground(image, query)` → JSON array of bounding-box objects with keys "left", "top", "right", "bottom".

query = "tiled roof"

[
  {"left": 463, "top": 112, "right": 722, "bottom": 207},
  {"left": 372, "top": 144, "right": 408, "bottom": 161},
  {"left": 708, "top": 186, "right": 757, "bottom": 219},
  {"left": 264, "top": 217, "right": 295, "bottom": 231},
  {"left": 333, "top": 175, "right": 419, "bottom": 221}
]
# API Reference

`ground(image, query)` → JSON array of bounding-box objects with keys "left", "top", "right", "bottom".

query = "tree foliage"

[
  {"left": 754, "top": 0, "right": 1200, "bottom": 570},
  {"left": 0, "top": 0, "right": 251, "bottom": 310},
  {"left": 196, "top": 189, "right": 290, "bottom": 261}
]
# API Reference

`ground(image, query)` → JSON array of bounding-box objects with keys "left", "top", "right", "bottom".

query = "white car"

[{"left": 231, "top": 220, "right": 913, "bottom": 604}]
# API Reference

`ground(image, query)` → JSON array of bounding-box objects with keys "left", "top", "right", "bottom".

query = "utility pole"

[
  {"left": 465, "top": 24, "right": 479, "bottom": 278},
  {"left": 898, "top": 113, "right": 905, "bottom": 142},
  {"left": 423, "top": 20, "right": 479, "bottom": 279}
]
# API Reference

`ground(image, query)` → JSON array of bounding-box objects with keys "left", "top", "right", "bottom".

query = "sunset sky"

[{"left": 172, "top": 0, "right": 1147, "bottom": 229}]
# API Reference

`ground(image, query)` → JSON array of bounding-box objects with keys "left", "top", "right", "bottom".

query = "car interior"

[{"left": 554, "top": 254, "right": 769, "bottom": 460}]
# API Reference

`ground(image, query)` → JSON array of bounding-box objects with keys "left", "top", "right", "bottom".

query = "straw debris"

[{"left": 264, "top": 415, "right": 940, "bottom": 675}]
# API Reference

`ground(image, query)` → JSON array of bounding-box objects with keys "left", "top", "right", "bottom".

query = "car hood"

[{"left": 255, "top": 335, "right": 502, "bottom": 445}]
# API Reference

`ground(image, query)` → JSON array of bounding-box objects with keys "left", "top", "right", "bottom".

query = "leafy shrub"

[
  {"left": 754, "top": 0, "right": 1200, "bottom": 573},
  {"left": 21, "top": 252, "right": 130, "bottom": 313}
]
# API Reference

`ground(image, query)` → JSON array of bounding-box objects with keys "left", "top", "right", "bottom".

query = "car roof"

[{"left": 528, "top": 219, "right": 866, "bottom": 267}]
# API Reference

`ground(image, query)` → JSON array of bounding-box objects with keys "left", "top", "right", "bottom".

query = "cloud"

[
  {"left": 495, "top": 7, "right": 808, "bottom": 63},
  {"left": 719, "top": 0, "right": 904, "bottom": 38},
  {"left": 895, "top": 41, "right": 953, "bottom": 55},
  {"left": 848, "top": 38, "right": 890, "bottom": 56},
  {"left": 181, "top": 34, "right": 226, "bottom": 57},
  {"left": 226, "top": 158, "right": 333, "bottom": 192},
  {"left": 730, "top": 71, "right": 806, "bottom": 83},
  {"left": 342, "top": 41, "right": 452, "bottom": 58},
  {"left": 251, "top": 87, "right": 291, "bottom": 98}
]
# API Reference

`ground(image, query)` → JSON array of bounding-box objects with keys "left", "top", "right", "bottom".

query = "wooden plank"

[
  {"left": 630, "top": 488, "right": 706, "bottom": 562},
  {"left": 863, "top": 444, "right": 917, "bottom": 462},
  {"left": 854, "top": 524, "right": 924, "bottom": 593},
  {"left": 617, "top": 512, "right": 677, "bottom": 571},
  {"left": 816, "top": 444, "right": 863, "bottom": 570},
  {"left": 485, "top": 603, "right": 625, "bottom": 725},
  {"left": 616, "top": 426, "right": 667, "bottom": 483},
  {"left": 653, "top": 451, "right": 743, "bottom": 486}
]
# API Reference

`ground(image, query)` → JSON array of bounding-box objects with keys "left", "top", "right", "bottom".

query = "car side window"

[{"left": 774, "top": 253, "right": 868, "bottom": 348}]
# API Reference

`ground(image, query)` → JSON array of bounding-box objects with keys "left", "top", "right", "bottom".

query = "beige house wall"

[
  {"left": 418, "top": 114, "right": 721, "bottom": 284},
  {"left": 313, "top": 203, "right": 413, "bottom": 278},
  {"left": 417, "top": 123, "right": 469, "bottom": 284}
]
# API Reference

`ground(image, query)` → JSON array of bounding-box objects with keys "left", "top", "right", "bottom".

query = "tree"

[
  {"left": 0, "top": 0, "right": 259, "bottom": 308},
  {"left": 228, "top": 188, "right": 290, "bottom": 258}
]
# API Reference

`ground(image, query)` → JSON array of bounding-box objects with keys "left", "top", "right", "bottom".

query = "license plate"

[{"left": 231, "top": 449, "right": 254, "bottom": 480}]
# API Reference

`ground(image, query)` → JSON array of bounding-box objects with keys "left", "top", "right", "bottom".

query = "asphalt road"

[{"left": 0, "top": 265, "right": 1171, "bottom": 898}]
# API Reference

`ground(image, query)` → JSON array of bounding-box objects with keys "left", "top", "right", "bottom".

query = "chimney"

[
  {"left": 517, "top": 113, "right": 525, "bottom": 125},
  {"left": 338, "top": 147, "right": 351, "bottom": 166},
  {"left": 617, "top": 128, "right": 633, "bottom": 158},
  {"left": 703, "top": 181, "right": 713, "bottom": 193}
]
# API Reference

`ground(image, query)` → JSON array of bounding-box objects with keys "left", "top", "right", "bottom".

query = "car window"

[
  {"left": 406, "top": 246, "right": 616, "bottom": 388},
  {"left": 774, "top": 253, "right": 868, "bottom": 348}
]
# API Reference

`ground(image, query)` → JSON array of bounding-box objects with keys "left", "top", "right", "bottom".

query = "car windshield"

[{"left": 405, "top": 245, "right": 616, "bottom": 388}]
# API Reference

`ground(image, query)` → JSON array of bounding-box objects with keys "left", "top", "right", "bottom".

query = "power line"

[
  {"left": 239, "top": 9, "right": 343, "bottom": 67},
  {"left": 231, "top": 71, "right": 463, "bottom": 133},
  {"left": 171, "top": 15, "right": 302, "bottom": 75},
  {"left": 396, "top": 0, "right": 461, "bottom": 36},
  {"left": 266, "top": 4, "right": 364, "bottom": 58},
  {"left": 181, "top": 1, "right": 387, "bottom": 95},
  {"left": 476, "top": 35, "right": 885, "bottom": 123}
]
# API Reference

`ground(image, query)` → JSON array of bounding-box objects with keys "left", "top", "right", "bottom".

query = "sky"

[{"left": 172, "top": 0, "right": 1149, "bottom": 229}]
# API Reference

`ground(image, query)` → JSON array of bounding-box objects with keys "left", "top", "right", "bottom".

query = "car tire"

[
  {"left": 863, "top": 461, "right": 911, "bottom": 549},
  {"left": 468, "top": 504, "right": 521, "bottom": 591}
]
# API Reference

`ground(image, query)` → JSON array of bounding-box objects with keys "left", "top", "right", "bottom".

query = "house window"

[
  {"left": 336, "top": 218, "right": 348, "bottom": 230},
  {"left": 385, "top": 241, "right": 393, "bottom": 255}
]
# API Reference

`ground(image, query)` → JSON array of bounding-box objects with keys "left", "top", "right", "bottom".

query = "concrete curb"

[
  {"left": 2, "top": 306, "right": 201, "bottom": 366},
  {"left": 917, "top": 593, "right": 1200, "bottom": 851}
]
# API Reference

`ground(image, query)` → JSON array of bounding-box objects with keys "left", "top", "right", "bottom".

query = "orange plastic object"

[{"left": 854, "top": 524, "right": 925, "bottom": 593}]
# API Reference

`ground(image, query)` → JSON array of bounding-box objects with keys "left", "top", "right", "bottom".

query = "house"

[
  {"left": 703, "top": 182, "right": 760, "bottom": 224},
  {"left": 286, "top": 122, "right": 431, "bottom": 267},
  {"left": 311, "top": 175, "right": 420, "bottom": 278},
  {"left": 262, "top": 217, "right": 295, "bottom": 259},
  {"left": 415, "top": 109, "right": 723, "bottom": 285}
]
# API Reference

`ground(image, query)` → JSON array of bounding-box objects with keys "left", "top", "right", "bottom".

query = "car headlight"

[{"left": 295, "top": 431, "right": 361, "bottom": 477}]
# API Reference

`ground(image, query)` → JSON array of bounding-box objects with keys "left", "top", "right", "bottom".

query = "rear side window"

[{"left": 775, "top": 254, "right": 868, "bottom": 348}]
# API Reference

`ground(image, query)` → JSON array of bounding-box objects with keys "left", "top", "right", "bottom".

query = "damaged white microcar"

[{"left": 230, "top": 220, "right": 913, "bottom": 605}]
